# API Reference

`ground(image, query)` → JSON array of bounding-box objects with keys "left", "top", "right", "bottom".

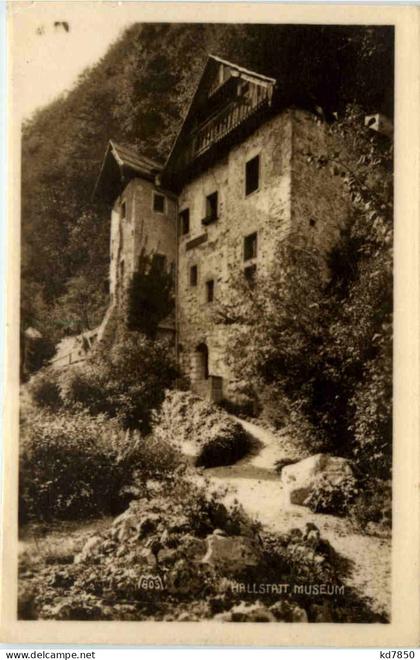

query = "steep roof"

[
  {"left": 163, "top": 54, "right": 277, "bottom": 188},
  {"left": 207, "top": 54, "right": 276, "bottom": 85},
  {"left": 93, "top": 140, "right": 163, "bottom": 201},
  {"left": 94, "top": 55, "right": 277, "bottom": 201},
  {"left": 109, "top": 141, "right": 163, "bottom": 177}
]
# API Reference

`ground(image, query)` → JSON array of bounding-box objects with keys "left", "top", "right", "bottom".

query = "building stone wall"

[
  {"left": 103, "top": 108, "right": 351, "bottom": 403},
  {"left": 177, "top": 111, "right": 294, "bottom": 398},
  {"left": 291, "top": 110, "right": 350, "bottom": 257},
  {"left": 109, "top": 177, "right": 177, "bottom": 306}
]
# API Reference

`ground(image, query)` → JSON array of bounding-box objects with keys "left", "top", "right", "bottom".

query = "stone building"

[{"left": 94, "top": 54, "right": 352, "bottom": 402}]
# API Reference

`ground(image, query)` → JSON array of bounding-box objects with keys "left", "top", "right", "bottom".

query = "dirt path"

[{"left": 205, "top": 417, "right": 391, "bottom": 618}]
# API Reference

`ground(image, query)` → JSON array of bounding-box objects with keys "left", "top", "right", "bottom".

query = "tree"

[
  {"left": 60, "top": 328, "right": 179, "bottom": 432},
  {"left": 53, "top": 274, "right": 108, "bottom": 335},
  {"left": 217, "top": 106, "right": 393, "bottom": 478}
]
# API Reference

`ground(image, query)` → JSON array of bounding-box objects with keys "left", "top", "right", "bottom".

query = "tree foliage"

[{"left": 59, "top": 328, "right": 179, "bottom": 432}]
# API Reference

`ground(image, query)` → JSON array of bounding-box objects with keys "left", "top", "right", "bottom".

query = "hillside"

[{"left": 21, "top": 23, "right": 394, "bottom": 347}]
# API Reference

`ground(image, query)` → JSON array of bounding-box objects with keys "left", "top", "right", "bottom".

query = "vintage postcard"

[{"left": 2, "top": 0, "right": 419, "bottom": 647}]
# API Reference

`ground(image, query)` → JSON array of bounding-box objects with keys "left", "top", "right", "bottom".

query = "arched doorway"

[{"left": 195, "top": 343, "right": 209, "bottom": 380}]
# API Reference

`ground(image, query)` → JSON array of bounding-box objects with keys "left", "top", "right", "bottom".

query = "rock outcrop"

[{"left": 281, "top": 453, "right": 354, "bottom": 506}]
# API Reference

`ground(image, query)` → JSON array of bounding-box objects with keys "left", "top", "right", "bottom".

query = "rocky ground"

[
  {"left": 203, "top": 416, "right": 391, "bottom": 618},
  {"left": 18, "top": 414, "right": 391, "bottom": 622}
]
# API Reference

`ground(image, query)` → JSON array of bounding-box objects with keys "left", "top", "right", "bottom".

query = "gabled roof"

[
  {"left": 163, "top": 54, "right": 277, "bottom": 185},
  {"left": 109, "top": 141, "right": 163, "bottom": 177},
  {"left": 93, "top": 140, "right": 163, "bottom": 201}
]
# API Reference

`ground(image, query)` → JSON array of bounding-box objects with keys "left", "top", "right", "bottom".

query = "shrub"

[
  {"left": 19, "top": 408, "right": 179, "bottom": 523},
  {"left": 28, "top": 369, "right": 62, "bottom": 411},
  {"left": 19, "top": 410, "right": 129, "bottom": 522},
  {"left": 349, "top": 478, "right": 392, "bottom": 530},
  {"left": 58, "top": 365, "right": 104, "bottom": 415},
  {"left": 304, "top": 474, "right": 358, "bottom": 516},
  {"left": 350, "top": 351, "right": 392, "bottom": 480},
  {"left": 215, "top": 109, "right": 393, "bottom": 483},
  {"left": 153, "top": 390, "right": 251, "bottom": 468}
]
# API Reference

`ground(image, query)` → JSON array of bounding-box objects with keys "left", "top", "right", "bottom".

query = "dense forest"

[{"left": 21, "top": 23, "right": 394, "bottom": 348}]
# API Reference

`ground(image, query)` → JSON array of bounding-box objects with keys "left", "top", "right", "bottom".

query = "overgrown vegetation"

[
  {"left": 153, "top": 390, "right": 252, "bottom": 468},
  {"left": 216, "top": 108, "right": 393, "bottom": 521},
  {"left": 19, "top": 402, "right": 181, "bottom": 524},
  {"left": 29, "top": 327, "right": 178, "bottom": 432},
  {"left": 305, "top": 475, "right": 358, "bottom": 517},
  {"left": 126, "top": 252, "right": 174, "bottom": 338},
  {"left": 20, "top": 410, "right": 129, "bottom": 523},
  {"left": 18, "top": 468, "right": 385, "bottom": 622}
]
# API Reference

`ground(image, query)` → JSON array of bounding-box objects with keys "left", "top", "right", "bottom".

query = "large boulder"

[
  {"left": 281, "top": 453, "right": 354, "bottom": 506},
  {"left": 202, "top": 533, "right": 261, "bottom": 574}
]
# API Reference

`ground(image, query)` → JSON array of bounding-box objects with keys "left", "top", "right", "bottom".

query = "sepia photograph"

[{"left": 3, "top": 1, "right": 419, "bottom": 647}]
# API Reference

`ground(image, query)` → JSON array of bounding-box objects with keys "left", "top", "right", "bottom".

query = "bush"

[
  {"left": 28, "top": 369, "right": 62, "bottom": 411},
  {"left": 153, "top": 390, "right": 251, "bottom": 468},
  {"left": 305, "top": 474, "right": 358, "bottom": 516},
  {"left": 19, "top": 471, "right": 382, "bottom": 622},
  {"left": 40, "top": 329, "right": 179, "bottom": 432},
  {"left": 350, "top": 351, "right": 392, "bottom": 480},
  {"left": 349, "top": 478, "right": 392, "bottom": 530},
  {"left": 20, "top": 410, "right": 128, "bottom": 522},
  {"left": 58, "top": 365, "right": 105, "bottom": 415},
  {"left": 19, "top": 408, "right": 180, "bottom": 523}
]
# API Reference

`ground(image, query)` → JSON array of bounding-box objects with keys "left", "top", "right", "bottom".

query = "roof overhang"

[
  {"left": 162, "top": 55, "right": 277, "bottom": 189},
  {"left": 93, "top": 141, "right": 163, "bottom": 204}
]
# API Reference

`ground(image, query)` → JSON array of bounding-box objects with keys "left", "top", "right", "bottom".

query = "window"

[
  {"left": 153, "top": 253, "right": 166, "bottom": 271},
  {"left": 180, "top": 208, "right": 190, "bottom": 235},
  {"left": 153, "top": 192, "right": 166, "bottom": 214},
  {"left": 245, "top": 155, "right": 260, "bottom": 196},
  {"left": 120, "top": 201, "right": 126, "bottom": 219},
  {"left": 190, "top": 265, "right": 198, "bottom": 287},
  {"left": 244, "top": 264, "right": 257, "bottom": 286},
  {"left": 244, "top": 232, "right": 258, "bottom": 261},
  {"left": 203, "top": 192, "right": 218, "bottom": 225},
  {"left": 206, "top": 279, "right": 214, "bottom": 303}
]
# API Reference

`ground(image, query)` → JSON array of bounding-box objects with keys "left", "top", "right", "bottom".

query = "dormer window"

[
  {"left": 202, "top": 192, "right": 218, "bottom": 226},
  {"left": 153, "top": 192, "right": 166, "bottom": 214}
]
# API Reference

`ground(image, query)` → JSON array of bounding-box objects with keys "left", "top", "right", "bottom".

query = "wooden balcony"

[{"left": 183, "top": 95, "right": 270, "bottom": 167}]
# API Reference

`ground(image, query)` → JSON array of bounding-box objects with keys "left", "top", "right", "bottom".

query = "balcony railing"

[{"left": 184, "top": 96, "right": 270, "bottom": 166}]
